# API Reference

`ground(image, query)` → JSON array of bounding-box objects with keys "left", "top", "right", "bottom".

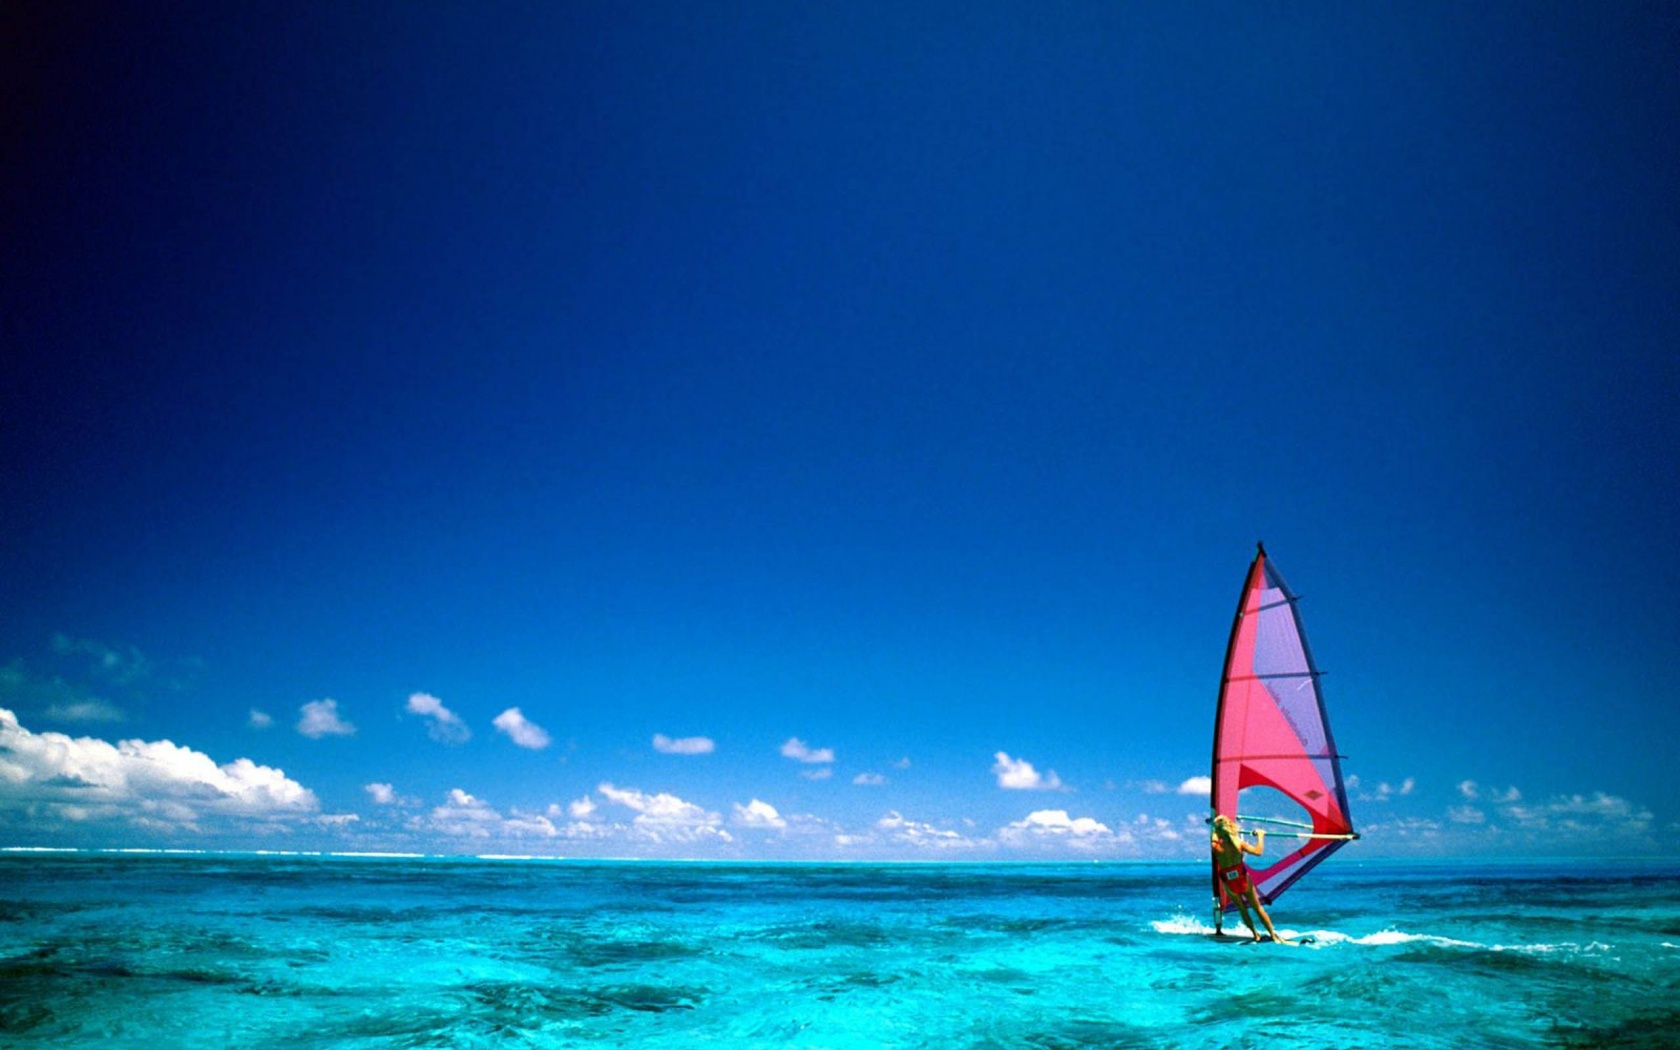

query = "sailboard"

[{"left": 1210, "top": 543, "right": 1356, "bottom": 917}]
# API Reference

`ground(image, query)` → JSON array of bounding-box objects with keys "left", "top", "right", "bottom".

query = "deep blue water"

[{"left": 1, "top": 853, "right": 1676, "bottom": 1048}]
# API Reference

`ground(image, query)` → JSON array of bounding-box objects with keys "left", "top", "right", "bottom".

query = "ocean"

[{"left": 1, "top": 853, "right": 1675, "bottom": 1048}]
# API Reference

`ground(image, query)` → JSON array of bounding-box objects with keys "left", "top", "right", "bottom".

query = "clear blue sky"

[{"left": 3, "top": 3, "right": 1676, "bottom": 859}]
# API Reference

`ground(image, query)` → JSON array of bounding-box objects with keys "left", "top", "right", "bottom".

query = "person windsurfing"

[{"left": 1211, "top": 815, "right": 1290, "bottom": 943}]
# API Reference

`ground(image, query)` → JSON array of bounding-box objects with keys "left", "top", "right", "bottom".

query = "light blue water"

[{"left": 1, "top": 853, "right": 1675, "bottom": 1048}]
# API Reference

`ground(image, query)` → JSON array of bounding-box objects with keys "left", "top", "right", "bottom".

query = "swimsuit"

[{"left": 1214, "top": 854, "right": 1252, "bottom": 899}]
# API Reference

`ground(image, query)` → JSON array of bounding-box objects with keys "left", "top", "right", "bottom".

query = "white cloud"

[
  {"left": 1368, "top": 815, "right": 1446, "bottom": 843},
  {"left": 653, "top": 733, "right": 714, "bottom": 755},
  {"left": 1176, "top": 776, "right": 1211, "bottom": 798},
  {"left": 406, "top": 692, "right": 470, "bottom": 745},
  {"left": 853, "top": 772, "right": 886, "bottom": 786},
  {"left": 999, "top": 809, "right": 1116, "bottom": 851},
  {"left": 875, "top": 810, "right": 988, "bottom": 851},
  {"left": 1432, "top": 780, "right": 1652, "bottom": 852},
  {"left": 1132, "top": 813, "right": 1190, "bottom": 845},
  {"left": 0, "top": 707, "right": 317, "bottom": 833},
  {"left": 248, "top": 709, "right": 273, "bottom": 729},
  {"left": 801, "top": 767, "right": 833, "bottom": 781},
  {"left": 298, "top": 699, "right": 354, "bottom": 739},
  {"left": 492, "top": 707, "right": 551, "bottom": 750},
  {"left": 992, "top": 752, "right": 1064, "bottom": 791},
  {"left": 598, "top": 783, "right": 717, "bottom": 826},
  {"left": 733, "top": 799, "right": 787, "bottom": 830},
  {"left": 501, "top": 812, "right": 559, "bottom": 838},
  {"left": 1459, "top": 780, "right": 1520, "bottom": 805},
  {"left": 893, "top": 756, "right": 912, "bottom": 770},
  {"left": 595, "top": 782, "right": 732, "bottom": 844},
  {"left": 781, "top": 737, "right": 834, "bottom": 764},
  {"left": 423, "top": 788, "right": 503, "bottom": 839},
  {"left": 568, "top": 795, "right": 597, "bottom": 819},
  {"left": 1358, "top": 777, "right": 1417, "bottom": 803},
  {"left": 1504, "top": 791, "right": 1652, "bottom": 835}
]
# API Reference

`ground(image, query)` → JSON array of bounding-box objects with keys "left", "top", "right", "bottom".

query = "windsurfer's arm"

[{"left": 1241, "top": 829, "right": 1266, "bottom": 857}]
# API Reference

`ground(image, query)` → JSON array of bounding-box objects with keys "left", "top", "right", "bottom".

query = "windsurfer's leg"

[
  {"left": 1233, "top": 900, "right": 1259, "bottom": 940},
  {"left": 1245, "top": 886, "right": 1287, "bottom": 944}
]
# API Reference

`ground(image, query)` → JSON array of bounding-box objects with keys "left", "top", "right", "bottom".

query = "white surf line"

[{"left": 1151, "top": 915, "right": 1610, "bottom": 954}]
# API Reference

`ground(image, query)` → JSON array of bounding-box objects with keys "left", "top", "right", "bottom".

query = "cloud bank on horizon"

[{"left": 0, "top": 701, "right": 1660, "bottom": 860}]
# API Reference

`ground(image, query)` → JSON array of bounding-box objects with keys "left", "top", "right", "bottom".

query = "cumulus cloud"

[
  {"left": 874, "top": 810, "right": 987, "bottom": 852},
  {"left": 596, "top": 782, "right": 731, "bottom": 844},
  {"left": 992, "top": 752, "right": 1064, "bottom": 791},
  {"left": 298, "top": 699, "right": 354, "bottom": 739},
  {"left": 1505, "top": 792, "right": 1652, "bottom": 835},
  {"left": 1176, "top": 776, "right": 1211, "bottom": 798},
  {"left": 1132, "top": 813, "right": 1191, "bottom": 845},
  {"left": 598, "top": 783, "right": 715, "bottom": 825},
  {"left": 0, "top": 707, "right": 317, "bottom": 834},
  {"left": 423, "top": 788, "right": 504, "bottom": 839},
  {"left": 364, "top": 782, "right": 420, "bottom": 808},
  {"left": 492, "top": 707, "right": 551, "bottom": 750},
  {"left": 733, "top": 799, "right": 787, "bottom": 830},
  {"left": 653, "top": 733, "right": 715, "bottom": 755},
  {"left": 1356, "top": 777, "right": 1416, "bottom": 803},
  {"left": 999, "top": 809, "right": 1115, "bottom": 850},
  {"left": 781, "top": 737, "right": 834, "bottom": 764},
  {"left": 1458, "top": 780, "right": 1520, "bottom": 804},
  {"left": 853, "top": 772, "right": 886, "bottom": 786},
  {"left": 248, "top": 709, "right": 273, "bottom": 729},
  {"left": 501, "top": 812, "right": 560, "bottom": 838},
  {"left": 406, "top": 692, "right": 470, "bottom": 745},
  {"left": 1438, "top": 780, "right": 1651, "bottom": 851},
  {"left": 568, "top": 796, "right": 597, "bottom": 819}
]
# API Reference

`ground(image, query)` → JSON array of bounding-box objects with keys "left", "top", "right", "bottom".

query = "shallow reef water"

[{"left": 1, "top": 853, "right": 1676, "bottom": 1048}]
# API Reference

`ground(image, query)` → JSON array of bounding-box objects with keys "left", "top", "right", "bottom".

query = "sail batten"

[
  {"left": 1226, "top": 672, "right": 1321, "bottom": 682},
  {"left": 1210, "top": 545, "right": 1355, "bottom": 912}
]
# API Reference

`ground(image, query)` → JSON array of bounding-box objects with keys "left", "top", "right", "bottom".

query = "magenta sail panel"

[{"left": 1211, "top": 548, "right": 1354, "bottom": 909}]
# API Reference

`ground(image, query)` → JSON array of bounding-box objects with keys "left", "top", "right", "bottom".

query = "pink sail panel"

[{"left": 1211, "top": 547, "right": 1354, "bottom": 909}]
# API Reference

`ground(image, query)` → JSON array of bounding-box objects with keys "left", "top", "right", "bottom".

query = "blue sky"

[{"left": 3, "top": 3, "right": 1676, "bottom": 860}]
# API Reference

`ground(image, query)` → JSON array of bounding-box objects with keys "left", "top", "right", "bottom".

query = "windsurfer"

[{"left": 1211, "top": 815, "right": 1289, "bottom": 943}]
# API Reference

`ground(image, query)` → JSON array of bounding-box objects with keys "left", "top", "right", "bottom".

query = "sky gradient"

[{"left": 3, "top": 3, "right": 1677, "bottom": 860}]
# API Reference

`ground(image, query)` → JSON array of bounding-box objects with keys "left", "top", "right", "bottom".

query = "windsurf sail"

[{"left": 1210, "top": 543, "right": 1355, "bottom": 912}]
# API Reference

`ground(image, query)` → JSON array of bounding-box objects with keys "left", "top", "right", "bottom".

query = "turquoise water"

[{"left": 1, "top": 853, "right": 1676, "bottom": 1048}]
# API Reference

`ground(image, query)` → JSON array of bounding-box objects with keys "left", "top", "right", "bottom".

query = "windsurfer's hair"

[{"left": 1211, "top": 815, "right": 1238, "bottom": 840}]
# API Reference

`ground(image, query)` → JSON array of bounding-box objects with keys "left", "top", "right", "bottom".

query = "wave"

[{"left": 1150, "top": 913, "right": 1613, "bottom": 954}]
